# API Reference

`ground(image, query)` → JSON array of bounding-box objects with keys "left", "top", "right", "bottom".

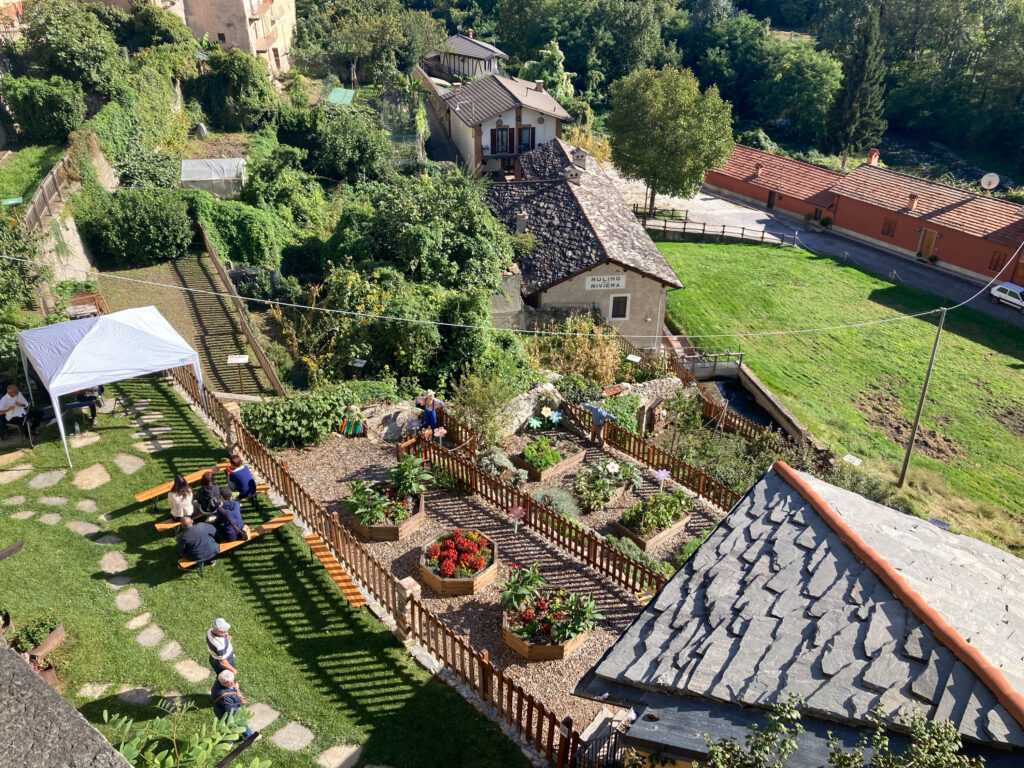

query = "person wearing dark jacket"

[
  {"left": 214, "top": 487, "right": 245, "bottom": 542},
  {"left": 195, "top": 471, "right": 221, "bottom": 516},
  {"left": 225, "top": 453, "right": 257, "bottom": 499},
  {"left": 176, "top": 516, "right": 219, "bottom": 566},
  {"left": 211, "top": 670, "right": 252, "bottom": 737}
]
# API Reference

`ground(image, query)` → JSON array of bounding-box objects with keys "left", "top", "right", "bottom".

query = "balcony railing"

[{"left": 248, "top": 0, "right": 274, "bottom": 20}]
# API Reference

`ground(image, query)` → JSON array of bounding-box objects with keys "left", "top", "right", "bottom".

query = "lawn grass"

[
  {"left": 0, "top": 144, "right": 64, "bottom": 202},
  {"left": 0, "top": 376, "right": 528, "bottom": 767},
  {"left": 100, "top": 261, "right": 197, "bottom": 345},
  {"left": 661, "top": 241, "right": 1024, "bottom": 552}
]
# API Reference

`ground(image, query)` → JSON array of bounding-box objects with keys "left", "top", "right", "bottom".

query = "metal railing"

[{"left": 23, "top": 152, "right": 72, "bottom": 231}]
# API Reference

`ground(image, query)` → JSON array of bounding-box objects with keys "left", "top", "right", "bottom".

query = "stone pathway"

[
  {"left": 66, "top": 520, "right": 100, "bottom": 536},
  {"left": 73, "top": 464, "right": 111, "bottom": 490},
  {"left": 10, "top": 510, "right": 34, "bottom": 520},
  {"left": 29, "top": 470, "right": 66, "bottom": 489},
  {"left": 0, "top": 465, "right": 33, "bottom": 485},
  {"left": 40, "top": 496, "right": 66, "bottom": 506},
  {"left": 3, "top": 494, "right": 25, "bottom": 504},
  {"left": 69, "top": 432, "right": 101, "bottom": 449},
  {"left": 114, "top": 453, "right": 145, "bottom": 475},
  {"left": 77, "top": 499, "right": 98, "bottom": 513},
  {"left": 133, "top": 439, "right": 175, "bottom": 453},
  {"left": 39, "top": 513, "right": 61, "bottom": 525}
]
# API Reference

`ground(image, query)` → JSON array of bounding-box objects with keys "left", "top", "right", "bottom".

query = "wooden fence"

[
  {"left": 633, "top": 206, "right": 797, "bottom": 247},
  {"left": 166, "top": 365, "right": 584, "bottom": 765},
  {"left": 666, "top": 356, "right": 766, "bottom": 441},
  {"left": 438, "top": 409, "right": 477, "bottom": 455},
  {"left": 23, "top": 152, "right": 72, "bottom": 231},
  {"left": 404, "top": 437, "right": 668, "bottom": 595}
]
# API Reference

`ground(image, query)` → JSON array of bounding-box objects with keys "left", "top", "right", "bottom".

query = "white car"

[{"left": 990, "top": 282, "right": 1024, "bottom": 312}]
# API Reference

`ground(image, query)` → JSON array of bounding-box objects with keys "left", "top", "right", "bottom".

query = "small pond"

[{"left": 712, "top": 378, "right": 780, "bottom": 430}]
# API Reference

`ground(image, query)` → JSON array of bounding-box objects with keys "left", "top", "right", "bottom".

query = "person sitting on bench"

[
  {"left": 195, "top": 471, "right": 221, "bottom": 517},
  {"left": 176, "top": 516, "right": 219, "bottom": 568},
  {"left": 70, "top": 386, "right": 102, "bottom": 421},
  {"left": 225, "top": 454, "right": 256, "bottom": 499},
  {"left": 214, "top": 487, "right": 245, "bottom": 543},
  {"left": 0, "top": 383, "right": 41, "bottom": 441},
  {"left": 168, "top": 475, "right": 197, "bottom": 520}
]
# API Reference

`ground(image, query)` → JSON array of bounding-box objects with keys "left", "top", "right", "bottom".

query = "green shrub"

[
  {"left": 479, "top": 446, "right": 528, "bottom": 488},
  {"left": 261, "top": 339, "right": 295, "bottom": 384},
  {"left": 672, "top": 529, "right": 712, "bottom": 567},
  {"left": 532, "top": 486, "right": 581, "bottom": 518},
  {"left": 9, "top": 610, "right": 59, "bottom": 653},
  {"left": 602, "top": 393, "right": 642, "bottom": 435},
  {"left": 573, "top": 457, "right": 642, "bottom": 512},
  {"left": 204, "top": 200, "right": 288, "bottom": 269},
  {"left": 188, "top": 49, "right": 279, "bottom": 131},
  {"left": 343, "top": 479, "right": 408, "bottom": 525},
  {"left": 556, "top": 373, "right": 601, "bottom": 404},
  {"left": 52, "top": 279, "right": 97, "bottom": 299},
  {"left": 607, "top": 534, "right": 675, "bottom": 580},
  {"left": 1, "top": 76, "right": 85, "bottom": 142},
  {"left": 345, "top": 379, "right": 399, "bottom": 405},
  {"left": 241, "top": 383, "right": 356, "bottom": 447},
  {"left": 431, "top": 465, "right": 470, "bottom": 496},
  {"left": 523, "top": 437, "right": 563, "bottom": 472},
  {"left": 312, "top": 105, "right": 391, "bottom": 184},
  {"left": 621, "top": 490, "right": 693, "bottom": 538},
  {"left": 87, "top": 189, "right": 192, "bottom": 268},
  {"left": 116, "top": 146, "right": 179, "bottom": 189}
]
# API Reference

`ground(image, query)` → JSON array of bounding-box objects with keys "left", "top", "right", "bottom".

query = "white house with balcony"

[{"left": 421, "top": 31, "right": 508, "bottom": 82}]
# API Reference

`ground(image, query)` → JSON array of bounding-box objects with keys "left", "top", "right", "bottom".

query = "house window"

[
  {"left": 272, "top": 48, "right": 281, "bottom": 70},
  {"left": 610, "top": 295, "right": 629, "bottom": 320},
  {"left": 813, "top": 208, "right": 822, "bottom": 220},
  {"left": 881, "top": 217, "right": 897, "bottom": 237},
  {"left": 217, "top": 32, "right": 226, "bottom": 43},
  {"left": 490, "top": 126, "right": 513, "bottom": 155},
  {"left": 518, "top": 126, "right": 535, "bottom": 153},
  {"left": 990, "top": 250, "right": 1008, "bottom": 272}
]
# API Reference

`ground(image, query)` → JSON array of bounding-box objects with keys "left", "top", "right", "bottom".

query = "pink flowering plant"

[
  {"left": 424, "top": 529, "right": 494, "bottom": 579},
  {"left": 499, "top": 563, "right": 603, "bottom": 644}
]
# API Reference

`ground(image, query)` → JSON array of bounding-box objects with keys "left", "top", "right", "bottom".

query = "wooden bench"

[
  {"left": 154, "top": 484, "right": 270, "bottom": 533},
  {"left": 177, "top": 512, "right": 295, "bottom": 576},
  {"left": 135, "top": 463, "right": 231, "bottom": 509}
]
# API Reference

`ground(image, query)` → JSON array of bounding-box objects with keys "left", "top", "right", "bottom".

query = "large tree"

[
  {"left": 755, "top": 39, "right": 842, "bottom": 145},
  {"left": 607, "top": 67, "right": 733, "bottom": 214},
  {"left": 827, "top": 7, "right": 887, "bottom": 167},
  {"left": 519, "top": 40, "right": 575, "bottom": 104}
]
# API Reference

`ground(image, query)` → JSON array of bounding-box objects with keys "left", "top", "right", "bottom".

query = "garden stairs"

[{"left": 170, "top": 254, "right": 274, "bottom": 398}]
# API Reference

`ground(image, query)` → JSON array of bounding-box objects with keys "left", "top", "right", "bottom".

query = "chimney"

[
  {"left": 571, "top": 148, "right": 587, "bottom": 170},
  {"left": 515, "top": 211, "right": 529, "bottom": 234},
  {"left": 754, "top": 162, "right": 764, "bottom": 178},
  {"left": 452, "top": 82, "right": 462, "bottom": 95},
  {"left": 566, "top": 167, "right": 582, "bottom": 185},
  {"left": 866, "top": 148, "right": 881, "bottom": 166},
  {"left": 467, "top": 28, "right": 474, "bottom": 39},
  {"left": 908, "top": 193, "right": 919, "bottom": 211},
  {"left": 534, "top": 80, "right": 544, "bottom": 92}
]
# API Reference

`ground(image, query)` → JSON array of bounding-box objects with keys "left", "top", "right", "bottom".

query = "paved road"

[{"left": 604, "top": 165, "right": 1024, "bottom": 329}]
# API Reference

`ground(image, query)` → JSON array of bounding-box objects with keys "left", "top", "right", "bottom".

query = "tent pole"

[
  {"left": 52, "top": 391, "right": 72, "bottom": 468},
  {"left": 19, "top": 344, "right": 34, "bottom": 406}
]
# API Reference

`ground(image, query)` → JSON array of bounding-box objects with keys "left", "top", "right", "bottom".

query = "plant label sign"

[
  {"left": 349, "top": 358, "right": 367, "bottom": 368},
  {"left": 585, "top": 275, "right": 624, "bottom": 290},
  {"left": 227, "top": 355, "right": 249, "bottom": 365}
]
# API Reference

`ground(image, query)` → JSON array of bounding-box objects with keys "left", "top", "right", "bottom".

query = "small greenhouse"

[{"left": 180, "top": 158, "right": 246, "bottom": 199}]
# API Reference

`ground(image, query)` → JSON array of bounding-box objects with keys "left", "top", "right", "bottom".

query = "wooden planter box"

[
  {"left": 501, "top": 612, "right": 589, "bottom": 661},
  {"left": 419, "top": 542, "right": 499, "bottom": 596},
  {"left": 513, "top": 445, "right": 585, "bottom": 483},
  {"left": 349, "top": 495, "right": 426, "bottom": 542},
  {"left": 581, "top": 484, "right": 628, "bottom": 514},
  {"left": 613, "top": 514, "right": 691, "bottom": 553},
  {"left": 29, "top": 623, "right": 66, "bottom": 661}
]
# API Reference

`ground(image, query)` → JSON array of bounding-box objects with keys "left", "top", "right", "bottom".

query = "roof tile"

[{"left": 710, "top": 144, "right": 843, "bottom": 205}]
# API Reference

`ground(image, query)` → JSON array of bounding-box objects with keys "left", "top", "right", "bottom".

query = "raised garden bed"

[
  {"left": 349, "top": 494, "right": 426, "bottom": 541},
  {"left": 615, "top": 490, "right": 693, "bottom": 552},
  {"left": 419, "top": 530, "right": 498, "bottom": 596},
  {"left": 612, "top": 515, "right": 691, "bottom": 552},
  {"left": 345, "top": 454, "right": 433, "bottom": 541},
  {"left": 513, "top": 437, "right": 585, "bottom": 482},
  {"left": 502, "top": 612, "right": 589, "bottom": 661}
]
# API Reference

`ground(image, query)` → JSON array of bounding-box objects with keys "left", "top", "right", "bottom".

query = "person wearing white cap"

[
  {"left": 211, "top": 669, "right": 252, "bottom": 738},
  {"left": 207, "top": 618, "right": 237, "bottom": 675}
]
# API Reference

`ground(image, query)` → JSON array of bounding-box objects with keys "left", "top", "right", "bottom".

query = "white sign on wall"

[{"left": 585, "top": 274, "right": 625, "bottom": 290}]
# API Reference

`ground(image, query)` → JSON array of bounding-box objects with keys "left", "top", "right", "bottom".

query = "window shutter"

[{"left": 490, "top": 129, "right": 496, "bottom": 154}]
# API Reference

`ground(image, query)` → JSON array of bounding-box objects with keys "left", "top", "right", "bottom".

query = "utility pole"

[{"left": 898, "top": 307, "right": 946, "bottom": 487}]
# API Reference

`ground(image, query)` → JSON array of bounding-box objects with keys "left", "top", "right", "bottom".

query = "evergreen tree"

[{"left": 827, "top": 7, "right": 887, "bottom": 167}]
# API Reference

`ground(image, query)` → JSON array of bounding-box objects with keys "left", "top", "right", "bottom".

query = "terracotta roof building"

[
  {"left": 705, "top": 144, "right": 841, "bottom": 214},
  {"left": 577, "top": 462, "right": 1024, "bottom": 766}
]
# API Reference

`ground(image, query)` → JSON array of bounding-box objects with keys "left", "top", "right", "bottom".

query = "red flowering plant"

[
  {"left": 498, "top": 563, "right": 604, "bottom": 644},
  {"left": 424, "top": 529, "right": 494, "bottom": 579}
]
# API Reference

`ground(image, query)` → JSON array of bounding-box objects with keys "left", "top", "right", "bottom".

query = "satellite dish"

[{"left": 981, "top": 172, "right": 1000, "bottom": 190}]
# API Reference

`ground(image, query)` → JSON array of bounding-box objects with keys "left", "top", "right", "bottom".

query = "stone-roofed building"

[
  {"left": 577, "top": 462, "right": 1024, "bottom": 767},
  {"left": 0, "top": 648, "right": 131, "bottom": 767},
  {"left": 421, "top": 30, "right": 509, "bottom": 81},
  {"left": 487, "top": 140, "right": 682, "bottom": 349}
]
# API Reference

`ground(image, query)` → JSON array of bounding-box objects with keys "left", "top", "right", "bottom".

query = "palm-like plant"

[{"left": 389, "top": 455, "right": 433, "bottom": 501}]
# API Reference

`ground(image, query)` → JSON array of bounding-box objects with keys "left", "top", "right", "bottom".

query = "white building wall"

[{"left": 449, "top": 114, "right": 477, "bottom": 170}]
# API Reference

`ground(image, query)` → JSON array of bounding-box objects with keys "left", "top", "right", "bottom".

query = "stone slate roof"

[
  {"left": 442, "top": 75, "right": 571, "bottom": 127},
  {"left": 443, "top": 33, "right": 508, "bottom": 60},
  {"left": 589, "top": 465, "right": 1024, "bottom": 750},
  {"left": 487, "top": 140, "right": 683, "bottom": 294},
  {"left": 709, "top": 144, "right": 842, "bottom": 207},
  {"left": 832, "top": 164, "right": 1024, "bottom": 247},
  {"left": 0, "top": 648, "right": 131, "bottom": 768}
]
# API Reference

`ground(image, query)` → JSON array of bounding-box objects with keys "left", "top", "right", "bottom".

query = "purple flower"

[{"left": 654, "top": 469, "right": 671, "bottom": 482}]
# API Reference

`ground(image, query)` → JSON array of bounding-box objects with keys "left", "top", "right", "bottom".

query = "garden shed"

[{"left": 180, "top": 158, "right": 246, "bottom": 199}]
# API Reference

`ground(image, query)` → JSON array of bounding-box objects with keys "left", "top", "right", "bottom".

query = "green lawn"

[
  {"left": 0, "top": 377, "right": 527, "bottom": 767},
  {"left": 661, "top": 241, "right": 1024, "bottom": 552},
  {"left": 0, "top": 144, "right": 64, "bottom": 202}
]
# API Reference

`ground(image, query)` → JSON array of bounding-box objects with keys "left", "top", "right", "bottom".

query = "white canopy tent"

[{"left": 17, "top": 307, "right": 204, "bottom": 467}]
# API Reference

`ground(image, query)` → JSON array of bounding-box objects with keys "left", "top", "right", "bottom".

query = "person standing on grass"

[
  {"left": 176, "top": 516, "right": 219, "bottom": 568},
  {"left": 225, "top": 453, "right": 256, "bottom": 499},
  {"left": 207, "top": 617, "right": 238, "bottom": 675},
  {"left": 582, "top": 403, "right": 617, "bottom": 449},
  {"left": 214, "top": 487, "right": 245, "bottom": 542},
  {"left": 211, "top": 670, "right": 253, "bottom": 738}
]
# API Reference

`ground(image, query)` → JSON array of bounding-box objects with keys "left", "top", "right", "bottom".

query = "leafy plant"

[
  {"left": 556, "top": 373, "right": 601, "bottom": 404},
  {"left": 52, "top": 279, "right": 97, "bottom": 299},
  {"left": 673, "top": 529, "right": 713, "bottom": 568},
  {"left": 0, "top": 75, "right": 86, "bottom": 142},
  {"left": 525, "top": 314, "right": 622, "bottom": 386},
  {"left": 551, "top": 592, "right": 604, "bottom": 644},
  {"left": 343, "top": 479, "right": 408, "bottom": 526},
  {"left": 388, "top": 455, "right": 432, "bottom": 501},
  {"left": 607, "top": 535, "right": 675, "bottom": 580},
  {"left": 622, "top": 490, "right": 693, "bottom": 538},
  {"left": 501, "top": 570, "right": 604, "bottom": 646},
  {"left": 601, "top": 393, "right": 643, "bottom": 435},
  {"left": 498, "top": 563, "right": 547, "bottom": 611},
  {"left": 424, "top": 529, "right": 493, "bottom": 579},
  {"left": 431, "top": 465, "right": 469, "bottom": 496},
  {"left": 522, "top": 437, "right": 564, "bottom": 472},
  {"left": 83, "top": 189, "right": 192, "bottom": 269},
  {"left": 479, "top": 446, "right": 528, "bottom": 488},
  {"left": 8, "top": 611, "right": 59, "bottom": 653},
  {"left": 531, "top": 487, "right": 582, "bottom": 519},
  {"left": 573, "top": 458, "right": 643, "bottom": 512}
]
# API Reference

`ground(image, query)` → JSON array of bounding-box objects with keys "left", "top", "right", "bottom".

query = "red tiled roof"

[
  {"left": 709, "top": 144, "right": 843, "bottom": 206},
  {"left": 832, "top": 165, "right": 1024, "bottom": 247}
]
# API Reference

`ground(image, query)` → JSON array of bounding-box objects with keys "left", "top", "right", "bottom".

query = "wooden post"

[
  {"left": 394, "top": 577, "right": 421, "bottom": 643},
  {"left": 481, "top": 649, "right": 492, "bottom": 703},
  {"left": 556, "top": 716, "right": 573, "bottom": 768}
]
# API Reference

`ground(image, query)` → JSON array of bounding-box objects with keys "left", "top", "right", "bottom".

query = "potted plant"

[
  {"left": 8, "top": 611, "right": 64, "bottom": 660},
  {"left": 344, "top": 456, "right": 431, "bottom": 541},
  {"left": 419, "top": 529, "right": 498, "bottom": 595},
  {"left": 614, "top": 489, "right": 694, "bottom": 551},
  {"left": 499, "top": 563, "right": 603, "bottom": 660},
  {"left": 513, "top": 435, "right": 585, "bottom": 482},
  {"left": 573, "top": 458, "right": 642, "bottom": 513}
]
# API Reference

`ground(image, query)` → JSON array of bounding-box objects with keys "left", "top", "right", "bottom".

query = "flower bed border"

[
  {"left": 513, "top": 444, "right": 586, "bottom": 483},
  {"left": 501, "top": 612, "right": 589, "bottom": 661},
  {"left": 348, "top": 495, "right": 426, "bottom": 541},
  {"left": 612, "top": 512, "right": 692, "bottom": 552},
  {"left": 419, "top": 540, "right": 499, "bottom": 596},
  {"left": 29, "top": 623, "right": 66, "bottom": 661}
]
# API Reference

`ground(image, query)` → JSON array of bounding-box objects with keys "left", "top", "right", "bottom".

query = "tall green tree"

[
  {"left": 519, "top": 40, "right": 575, "bottom": 104},
  {"left": 754, "top": 39, "right": 842, "bottom": 145},
  {"left": 607, "top": 67, "right": 733, "bottom": 214},
  {"left": 827, "top": 7, "right": 887, "bottom": 166}
]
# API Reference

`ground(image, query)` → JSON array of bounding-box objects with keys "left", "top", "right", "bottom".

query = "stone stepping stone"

[
  {"left": 247, "top": 702, "right": 281, "bottom": 732},
  {"left": 100, "top": 551, "right": 129, "bottom": 574},
  {"left": 67, "top": 520, "right": 100, "bottom": 536},
  {"left": 126, "top": 400, "right": 151, "bottom": 413},
  {"left": 0, "top": 450, "right": 26, "bottom": 468},
  {"left": 10, "top": 510, "right": 34, "bottom": 520},
  {"left": 270, "top": 721, "right": 315, "bottom": 751},
  {"left": 106, "top": 574, "right": 131, "bottom": 590},
  {"left": 76, "top": 499, "right": 98, "bottom": 513},
  {"left": 136, "top": 623, "right": 164, "bottom": 647},
  {"left": 134, "top": 413, "right": 164, "bottom": 424},
  {"left": 114, "top": 453, "right": 146, "bottom": 475},
  {"left": 78, "top": 682, "right": 110, "bottom": 699},
  {"left": 38, "top": 513, "right": 61, "bottom": 525},
  {"left": 174, "top": 659, "right": 211, "bottom": 683},
  {"left": 132, "top": 426, "right": 173, "bottom": 439},
  {"left": 95, "top": 534, "right": 120, "bottom": 546},
  {"left": 73, "top": 463, "right": 111, "bottom": 490},
  {"left": 134, "top": 440, "right": 175, "bottom": 454},
  {"left": 317, "top": 745, "right": 363, "bottom": 768},
  {"left": 116, "top": 588, "right": 142, "bottom": 613},
  {"left": 70, "top": 432, "right": 102, "bottom": 449},
  {"left": 0, "top": 465, "right": 33, "bottom": 485},
  {"left": 126, "top": 612, "right": 151, "bottom": 630},
  {"left": 40, "top": 496, "right": 67, "bottom": 506},
  {"left": 158, "top": 640, "right": 182, "bottom": 661},
  {"left": 116, "top": 685, "right": 152, "bottom": 706},
  {"left": 3, "top": 495, "right": 25, "bottom": 505},
  {"left": 29, "top": 470, "right": 66, "bottom": 489}
]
